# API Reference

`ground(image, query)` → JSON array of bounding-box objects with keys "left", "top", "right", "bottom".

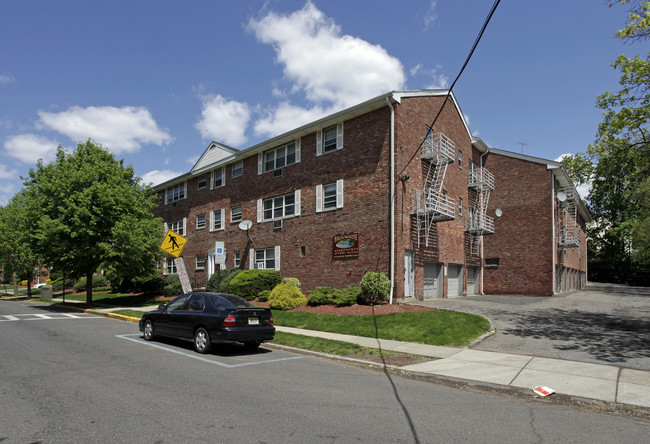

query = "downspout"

[
  {"left": 479, "top": 149, "right": 489, "bottom": 295},
  {"left": 386, "top": 97, "right": 395, "bottom": 304},
  {"left": 551, "top": 172, "right": 557, "bottom": 294}
]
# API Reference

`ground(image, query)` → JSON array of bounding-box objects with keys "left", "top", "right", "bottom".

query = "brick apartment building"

[{"left": 153, "top": 90, "right": 589, "bottom": 300}]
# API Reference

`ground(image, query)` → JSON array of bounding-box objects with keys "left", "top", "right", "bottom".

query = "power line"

[{"left": 398, "top": 0, "right": 502, "bottom": 177}]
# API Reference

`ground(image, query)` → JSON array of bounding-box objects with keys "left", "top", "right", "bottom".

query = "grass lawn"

[{"left": 272, "top": 310, "right": 490, "bottom": 347}]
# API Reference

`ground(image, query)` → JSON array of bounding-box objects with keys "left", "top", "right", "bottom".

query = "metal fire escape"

[
  {"left": 411, "top": 131, "right": 456, "bottom": 247},
  {"left": 467, "top": 161, "right": 495, "bottom": 255},
  {"left": 557, "top": 186, "right": 580, "bottom": 249}
]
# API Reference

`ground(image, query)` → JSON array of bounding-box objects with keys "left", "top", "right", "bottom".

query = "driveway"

[{"left": 412, "top": 282, "right": 650, "bottom": 371}]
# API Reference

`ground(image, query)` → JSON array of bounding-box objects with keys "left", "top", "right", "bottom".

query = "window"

[
  {"left": 197, "top": 174, "right": 208, "bottom": 189},
  {"left": 234, "top": 250, "right": 241, "bottom": 268},
  {"left": 196, "top": 254, "right": 206, "bottom": 271},
  {"left": 264, "top": 141, "right": 297, "bottom": 172},
  {"left": 166, "top": 183, "right": 185, "bottom": 204},
  {"left": 485, "top": 258, "right": 500, "bottom": 267},
  {"left": 255, "top": 248, "right": 275, "bottom": 270},
  {"left": 459, "top": 198, "right": 463, "bottom": 216},
  {"left": 165, "top": 258, "right": 178, "bottom": 275},
  {"left": 458, "top": 150, "right": 463, "bottom": 169},
  {"left": 210, "top": 209, "right": 225, "bottom": 231},
  {"left": 196, "top": 213, "right": 206, "bottom": 230},
  {"left": 168, "top": 219, "right": 185, "bottom": 236},
  {"left": 231, "top": 205, "right": 242, "bottom": 223},
  {"left": 232, "top": 161, "right": 243, "bottom": 177},
  {"left": 212, "top": 167, "right": 225, "bottom": 189},
  {"left": 316, "top": 179, "right": 344, "bottom": 212},
  {"left": 317, "top": 123, "right": 343, "bottom": 155},
  {"left": 259, "top": 192, "right": 301, "bottom": 221}
]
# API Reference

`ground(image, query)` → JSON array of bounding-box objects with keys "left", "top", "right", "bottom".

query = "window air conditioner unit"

[
  {"left": 273, "top": 219, "right": 283, "bottom": 230},
  {"left": 256, "top": 262, "right": 265, "bottom": 269}
]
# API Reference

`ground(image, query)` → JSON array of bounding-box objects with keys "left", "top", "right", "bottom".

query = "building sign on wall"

[{"left": 333, "top": 233, "right": 359, "bottom": 258}]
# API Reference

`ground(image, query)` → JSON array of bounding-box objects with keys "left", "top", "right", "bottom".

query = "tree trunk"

[{"left": 86, "top": 272, "right": 93, "bottom": 305}]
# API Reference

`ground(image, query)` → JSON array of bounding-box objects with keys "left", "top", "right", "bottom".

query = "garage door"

[
  {"left": 467, "top": 267, "right": 480, "bottom": 295},
  {"left": 448, "top": 265, "right": 463, "bottom": 298},
  {"left": 423, "top": 263, "right": 442, "bottom": 299}
]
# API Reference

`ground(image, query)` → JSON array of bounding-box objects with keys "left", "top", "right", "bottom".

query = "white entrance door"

[
  {"left": 404, "top": 251, "right": 414, "bottom": 298},
  {"left": 448, "top": 265, "right": 463, "bottom": 297},
  {"left": 423, "top": 263, "right": 442, "bottom": 299}
]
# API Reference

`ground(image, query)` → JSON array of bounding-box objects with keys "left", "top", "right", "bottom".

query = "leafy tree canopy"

[{"left": 22, "top": 140, "right": 163, "bottom": 303}]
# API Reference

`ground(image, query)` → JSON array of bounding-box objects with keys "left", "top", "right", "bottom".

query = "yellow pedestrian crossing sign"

[{"left": 160, "top": 229, "right": 187, "bottom": 258}]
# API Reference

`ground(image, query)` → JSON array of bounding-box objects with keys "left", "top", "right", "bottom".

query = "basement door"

[
  {"left": 423, "top": 263, "right": 442, "bottom": 299},
  {"left": 448, "top": 265, "right": 463, "bottom": 298},
  {"left": 467, "top": 267, "right": 480, "bottom": 295}
]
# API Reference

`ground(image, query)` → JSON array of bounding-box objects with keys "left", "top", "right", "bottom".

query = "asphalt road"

[
  {"left": 414, "top": 282, "right": 650, "bottom": 370},
  {"left": 2, "top": 299, "right": 649, "bottom": 443}
]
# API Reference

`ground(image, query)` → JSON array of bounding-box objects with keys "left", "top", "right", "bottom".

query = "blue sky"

[{"left": 0, "top": 0, "right": 635, "bottom": 205}]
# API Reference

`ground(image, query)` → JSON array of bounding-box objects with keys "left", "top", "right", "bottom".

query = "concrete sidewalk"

[{"left": 276, "top": 326, "right": 650, "bottom": 409}]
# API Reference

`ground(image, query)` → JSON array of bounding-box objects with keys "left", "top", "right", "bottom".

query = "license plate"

[{"left": 248, "top": 317, "right": 259, "bottom": 325}]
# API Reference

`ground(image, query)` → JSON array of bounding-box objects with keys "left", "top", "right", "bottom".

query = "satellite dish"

[
  {"left": 495, "top": 208, "right": 503, "bottom": 218},
  {"left": 557, "top": 191, "right": 567, "bottom": 202},
  {"left": 238, "top": 220, "right": 253, "bottom": 231}
]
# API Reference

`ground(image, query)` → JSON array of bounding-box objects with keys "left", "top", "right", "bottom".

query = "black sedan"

[{"left": 139, "top": 292, "right": 275, "bottom": 353}]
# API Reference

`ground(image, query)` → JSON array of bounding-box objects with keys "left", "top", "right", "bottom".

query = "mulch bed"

[{"left": 254, "top": 301, "right": 435, "bottom": 316}]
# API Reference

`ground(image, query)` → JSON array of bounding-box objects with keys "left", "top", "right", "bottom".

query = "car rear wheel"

[
  {"left": 143, "top": 319, "right": 155, "bottom": 341},
  {"left": 194, "top": 327, "right": 211, "bottom": 354},
  {"left": 244, "top": 341, "right": 261, "bottom": 351}
]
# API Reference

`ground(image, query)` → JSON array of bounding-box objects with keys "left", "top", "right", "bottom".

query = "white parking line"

[{"left": 116, "top": 334, "right": 303, "bottom": 368}]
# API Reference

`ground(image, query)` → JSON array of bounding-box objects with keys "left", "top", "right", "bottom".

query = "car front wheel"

[
  {"left": 194, "top": 327, "right": 211, "bottom": 354},
  {"left": 143, "top": 319, "right": 155, "bottom": 341}
]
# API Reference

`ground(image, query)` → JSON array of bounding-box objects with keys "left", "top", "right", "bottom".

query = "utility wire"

[{"left": 398, "top": 0, "right": 502, "bottom": 177}]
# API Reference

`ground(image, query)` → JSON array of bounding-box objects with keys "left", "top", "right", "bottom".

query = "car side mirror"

[{"left": 158, "top": 304, "right": 166, "bottom": 311}]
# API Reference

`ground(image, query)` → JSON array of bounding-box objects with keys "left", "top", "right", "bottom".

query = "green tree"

[
  {"left": 0, "top": 191, "right": 41, "bottom": 297},
  {"left": 564, "top": 1, "right": 650, "bottom": 280},
  {"left": 22, "top": 140, "right": 163, "bottom": 303}
]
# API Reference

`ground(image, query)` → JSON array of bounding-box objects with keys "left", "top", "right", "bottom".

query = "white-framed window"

[
  {"left": 258, "top": 191, "right": 301, "bottom": 222},
  {"left": 196, "top": 213, "right": 206, "bottom": 230},
  {"left": 231, "top": 205, "right": 242, "bottom": 223},
  {"left": 211, "top": 167, "right": 225, "bottom": 189},
  {"left": 166, "top": 182, "right": 186, "bottom": 204},
  {"left": 196, "top": 254, "right": 206, "bottom": 271},
  {"left": 232, "top": 161, "right": 243, "bottom": 177},
  {"left": 197, "top": 174, "right": 208, "bottom": 189},
  {"left": 316, "top": 179, "right": 344, "bottom": 212},
  {"left": 259, "top": 139, "right": 301, "bottom": 174},
  {"left": 165, "top": 258, "right": 178, "bottom": 275},
  {"left": 166, "top": 219, "right": 186, "bottom": 236},
  {"left": 210, "top": 209, "right": 225, "bottom": 231},
  {"left": 458, "top": 150, "right": 463, "bottom": 169},
  {"left": 234, "top": 250, "right": 241, "bottom": 268},
  {"left": 250, "top": 246, "right": 280, "bottom": 270},
  {"left": 459, "top": 198, "right": 463, "bottom": 216},
  {"left": 316, "top": 123, "right": 343, "bottom": 155}
]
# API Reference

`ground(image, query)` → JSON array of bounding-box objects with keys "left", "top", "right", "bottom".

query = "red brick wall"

[{"left": 482, "top": 154, "right": 555, "bottom": 295}]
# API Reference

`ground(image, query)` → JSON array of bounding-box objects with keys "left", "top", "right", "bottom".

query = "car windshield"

[{"left": 208, "top": 294, "right": 253, "bottom": 309}]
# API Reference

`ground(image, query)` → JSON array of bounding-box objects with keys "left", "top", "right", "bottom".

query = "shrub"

[
  {"left": 73, "top": 275, "right": 108, "bottom": 293},
  {"left": 333, "top": 285, "right": 362, "bottom": 306},
  {"left": 307, "top": 286, "right": 336, "bottom": 306},
  {"left": 282, "top": 277, "right": 301, "bottom": 289},
  {"left": 21, "top": 280, "right": 28, "bottom": 286},
  {"left": 268, "top": 283, "right": 307, "bottom": 310},
  {"left": 257, "top": 289, "right": 271, "bottom": 302},
  {"left": 51, "top": 278, "right": 74, "bottom": 292},
  {"left": 161, "top": 274, "right": 195, "bottom": 298},
  {"left": 360, "top": 272, "right": 390, "bottom": 305},
  {"left": 206, "top": 268, "right": 242, "bottom": 293},
  {"left": 228, "top": 270, "right": 282, "bottom": 301}
]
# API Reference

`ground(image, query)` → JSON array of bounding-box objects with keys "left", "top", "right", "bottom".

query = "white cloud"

[
  {"left": 0, "top": 71, "right": 15, "bottom": 84},
  {"left": 254, "top": 102, "right": 329, "bottom": 138},
  {"left": 0, "top": 164, "right": 17, "bottom": 179},
  {"left": 424, "top": 1, "right": 438, "bottom": 30},
  {"left": 410, "top": 63, "right": 449, "bottom": 89},
  {"left": 247, "top": 1, "right": 405, "bottom": 137},
  {"left": 195, "top": 95, "right": 250, "bottom": 147},
  {"left": 37, "top": 106, "right": 173, "bottom": 154},
  {"left": 0, "top": 182, "right": 16, "bottom": 206},
  {"left": 141, "top": 169, "right": 184, "bottom": 187},
  {"left": 4, "top": 134, "right": 59, "bottom": 164}
]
